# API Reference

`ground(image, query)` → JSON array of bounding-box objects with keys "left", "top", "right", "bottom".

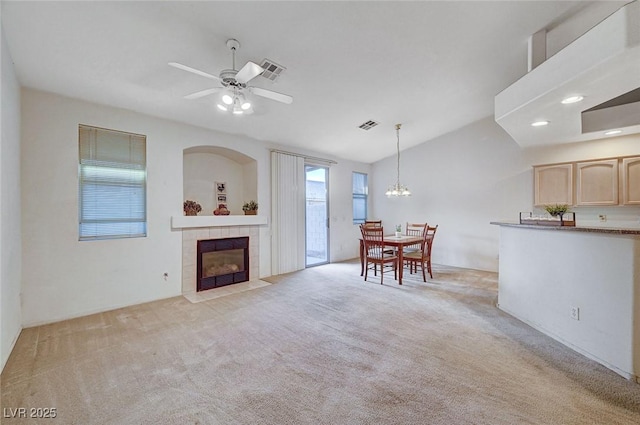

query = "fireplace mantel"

[{"left": 172, "top": 215, "right": 267, "bottom": 229}]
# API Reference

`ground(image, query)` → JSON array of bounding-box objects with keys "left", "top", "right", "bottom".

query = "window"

[
  {"left": 79, "top": 125, "right": 147, "bottom": 240},
  {"left": 352, "top": 172, "right": 368, "bottom": 224}
]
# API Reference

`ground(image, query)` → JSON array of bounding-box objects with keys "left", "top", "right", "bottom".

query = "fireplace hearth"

[{"left": 197, "top": 237, "right": 249, "bottom": 291}]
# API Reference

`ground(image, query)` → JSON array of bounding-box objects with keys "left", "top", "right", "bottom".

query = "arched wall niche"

[{"left": 183, "top": 146, "right": 258, "bottom": 216}]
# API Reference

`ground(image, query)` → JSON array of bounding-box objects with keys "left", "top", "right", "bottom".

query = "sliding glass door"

[{"left": 305, "top": 165, "right": 329, "bottom": 267}]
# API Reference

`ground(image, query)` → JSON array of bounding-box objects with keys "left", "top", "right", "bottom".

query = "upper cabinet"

[
  {"left": 576, "top": 159, "right": 618, "bottom": 206},
  {"left": 534, "top": 155, "right": 640, "bottom": 207},
  {"left": 534, "top": 164, "right": 573, "bottom": 206},
  {"left": 621, "top": 157, "right": 640, "bottom": 205}
]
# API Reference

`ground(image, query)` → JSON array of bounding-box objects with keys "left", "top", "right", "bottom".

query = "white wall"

[
  {"left": 20, "top": 89, "right": 270, "bottom": 326},
  {"left": 328, "top": 158, "right": 372, "bottom": 262},
  {"left": 372, "top": 116, "right": 640, "bottom": 272},
  {"left": 1, "top": 21, "right": 22, "bottom": 372},
  {"left": 498, "top": 226, "right": 640, "bottom": 379},
  {"left": 19, "top": 88, "right": 370, "bottom": 327},
  {"left": 183, "top": 152, "right": 247, "bottom": 215}
]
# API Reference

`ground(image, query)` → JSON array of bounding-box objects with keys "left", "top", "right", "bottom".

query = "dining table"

[{"left": 359, "top": 234, "right": 424, "bottom": 285}]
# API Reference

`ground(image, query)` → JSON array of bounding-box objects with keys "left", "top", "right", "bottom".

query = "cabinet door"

[
  {"left": 576, "top": 159, "right": 618, "bottom": 205},
  {"left": 534, "top": 164, "right": 573, "bottom": 206},
  {"left": 621, "top": 157, "right": 640, "bottom": 205}
]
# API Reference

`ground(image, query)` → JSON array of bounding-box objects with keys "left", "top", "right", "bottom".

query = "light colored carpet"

[{"left": 1, "top": 260, "right": 639, "bottom": 424}]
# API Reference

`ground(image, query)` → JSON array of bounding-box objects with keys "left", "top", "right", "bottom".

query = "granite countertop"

[{"left": 490, "top": 221, "right": 640, "bottom": 235}]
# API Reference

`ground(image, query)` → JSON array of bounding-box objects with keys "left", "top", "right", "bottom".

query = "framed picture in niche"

[{"left": 214, "top": 181, "right": 229, "bottom": 215}]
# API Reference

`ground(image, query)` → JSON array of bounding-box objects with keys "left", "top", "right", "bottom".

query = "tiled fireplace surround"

[{"left": 179, "top": 223, "right": 261, "bottom": 294}]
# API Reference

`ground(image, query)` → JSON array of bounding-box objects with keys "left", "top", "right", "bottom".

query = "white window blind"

[
  {"left": 79, "top": 125, "right": 147, "bottom": 240},
  {"left": 353, "top": 172, "right": 368, "bottom": 224}
]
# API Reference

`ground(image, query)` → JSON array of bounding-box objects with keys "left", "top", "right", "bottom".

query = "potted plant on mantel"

[
  {"left": 242, "top": 200, "right": 258, "bottom": 215},
  {"left": 183, "top": 200, "right": 202, "bottom": 216}
]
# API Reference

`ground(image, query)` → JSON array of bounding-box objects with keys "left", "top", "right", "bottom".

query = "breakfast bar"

[{"left": 491, "top": 221, "right": 640, "bottom": 382}]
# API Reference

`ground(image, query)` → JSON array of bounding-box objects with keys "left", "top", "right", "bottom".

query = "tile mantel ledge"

[
  {"left": 490, "top": 221, "right": 640, "bottom": 235},
  {"left": 172, "top": 215, "right": 268, "bottom": 229}
]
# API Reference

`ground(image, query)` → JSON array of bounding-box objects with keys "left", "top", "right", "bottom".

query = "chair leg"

[
  {"left": 421, "top": 260, "right": 426, "bottom": 282},
  {"left": 380, "top": 262, "right": 383, "bottom": 285},
  {"left": 428, "top": 259, "right": 433, "bottom": 279},
  {"left": 364, "top": 260, "right": 368, "bottom": 281}
]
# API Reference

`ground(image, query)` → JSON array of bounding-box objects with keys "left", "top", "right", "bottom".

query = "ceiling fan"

[{"left": 169, "top": 39, "right": 293, "bottom": 114}]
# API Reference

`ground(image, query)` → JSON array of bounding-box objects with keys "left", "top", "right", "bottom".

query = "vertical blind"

[
  {"left": 78, "top": 125, "right": 147, "bottom": 240},
  {"left": 271, "top": 151, "right": 306, "bottom": 274}
]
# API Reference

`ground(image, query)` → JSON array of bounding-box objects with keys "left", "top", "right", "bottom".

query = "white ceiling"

[{"left": 0, "top": 1, "right": 628, "bottom": 163}]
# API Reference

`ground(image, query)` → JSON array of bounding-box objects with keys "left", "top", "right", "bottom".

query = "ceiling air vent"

[
  {"left": 358, "top": 120, "right": 379, "bottom": 130},
  {"left": 259, "top": 59, "right": 286, "bottom": 81}
]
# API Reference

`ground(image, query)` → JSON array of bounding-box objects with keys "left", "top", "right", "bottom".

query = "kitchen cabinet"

[
  {"left": 576, "top": 159, "right": 618, "bottom": 206},
  {"left": 533, "top": 163, "right": 573, "bottom": 206},
  {"left": 621, "top": 156, "right": 640, "bottom": 205}
]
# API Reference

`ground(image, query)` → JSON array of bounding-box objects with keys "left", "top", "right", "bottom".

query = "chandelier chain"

[{"left": 396, "top": 124, "right": 401, "bottom": 185}]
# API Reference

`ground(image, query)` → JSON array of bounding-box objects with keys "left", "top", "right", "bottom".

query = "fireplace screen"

[
  {"left": 202, "top": 249, "right": 245, "bottom": 277},
  {"left": 197, "top": 237, "right": 249, "bottom": 291}
]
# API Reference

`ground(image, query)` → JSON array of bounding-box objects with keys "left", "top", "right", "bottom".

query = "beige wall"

[{"left": 1, "top": 23, "right": 23, "bottom": 372}]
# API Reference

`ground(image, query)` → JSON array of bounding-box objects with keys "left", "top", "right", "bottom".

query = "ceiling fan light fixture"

[
  {"left": 236, "top": 93, "right": 251, "bottom": 110},
  {"left": 217, "top": 104, "right": 228, "bottom": 111},
  {"left": 222, "top": 93, "right": 234, "bottom": 105}
]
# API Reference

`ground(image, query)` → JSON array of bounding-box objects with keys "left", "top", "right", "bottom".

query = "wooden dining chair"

[
  {"left": 359, "top": 225, "right": 398, "bottom": 284},
  {"left": 404, "top": 222, "right": 427, "bottom": 254},
  {"left": 363, "top": 219, "right": 382, "bottom": 228},
  {"left": 404, "top": 225, "right": 438, "bottom": 281}
]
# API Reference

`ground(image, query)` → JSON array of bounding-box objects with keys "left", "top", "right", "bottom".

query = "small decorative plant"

[
  {"left": 544, "top": 204, "right": 570, "bottom": 217},
  {"left": 395, "top": 224, "right": 402, "bottom": 232},
  {"left": 242, "top": 200, "right": 258, "bottom": 215},
  {"left": 183, "top": 200, "right": 202, "bottom": 216},
  {"left": 242, "top": 200, "right": 258, "bottom": 211}
]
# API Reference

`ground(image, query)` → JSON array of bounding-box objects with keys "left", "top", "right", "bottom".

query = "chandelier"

[
  {"left": 385, "top": 123, "right": 411, "bottom": 197},
  {"left": 217, "top": 86, "right": 252, "bottom": 115}
]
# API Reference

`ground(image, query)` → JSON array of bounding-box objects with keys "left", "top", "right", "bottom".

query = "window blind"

[
  {"left": 352, "top": 172, "right": 368, "bottom": 224},
  {"left": 271, "top": 151, "right": 306, "bottom": 274},
  {"left": 79, "top": 125, "right": 147, "bottom": 240}
]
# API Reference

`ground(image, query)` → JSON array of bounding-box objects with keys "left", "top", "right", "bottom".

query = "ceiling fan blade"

[
  {"left": 184, "top": 88, "right": 221, "bottom": 100},
  {"left": 168, "top": 62, "right": 220, "bottom": 81},
  {"left": 251, "top": 87, "right": 293, "bottom": 104},
  {"left": 235, "top": 61, "right": 264, "bottom": 84}
]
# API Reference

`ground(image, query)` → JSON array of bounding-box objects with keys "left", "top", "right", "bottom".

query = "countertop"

[{"left": 490, "top": 221, "right": 640, "bottom": 235}]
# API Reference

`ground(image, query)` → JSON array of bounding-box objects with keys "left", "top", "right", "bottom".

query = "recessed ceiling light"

[
  {"left": 604, "top": 129, "right": 622, "bottom": 136},
  {"left": 531, "top": 120, "right": 549, "bottom": 127},
  {"left": 561, "top": 96, "right": 584, "bottom": 104}
]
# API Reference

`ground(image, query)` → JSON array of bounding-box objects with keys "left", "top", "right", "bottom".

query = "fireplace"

[{"left": 197, "top": 237, "right": 249, "bottom": 291}]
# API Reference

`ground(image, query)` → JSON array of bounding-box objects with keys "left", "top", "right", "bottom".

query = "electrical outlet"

[
  {"left": 570, "top": 306, "right": 580, "bottom": 320},
  {"left": 598, "top": 214, "right": 607, "bottom": 222}
]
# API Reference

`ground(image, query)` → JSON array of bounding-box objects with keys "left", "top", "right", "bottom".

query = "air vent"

[
  {"left": 259, "top": 59, "right": 286, "bottom": 81},
  {"left": 358, "top": 120, "right": 379, "bottom": 130}
]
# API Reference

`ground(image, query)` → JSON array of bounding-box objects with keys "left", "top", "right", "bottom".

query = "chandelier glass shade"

[
  {"left": 385, "top": 123, "right": 411, "bottom": 197},
  {"left": 217, "top": 87, "right": 252, "bottom": 115}
]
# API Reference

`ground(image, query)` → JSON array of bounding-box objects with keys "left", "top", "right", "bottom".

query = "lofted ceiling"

[{"left": 0, "top": 1, "right": 629, "bottom": 163}]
